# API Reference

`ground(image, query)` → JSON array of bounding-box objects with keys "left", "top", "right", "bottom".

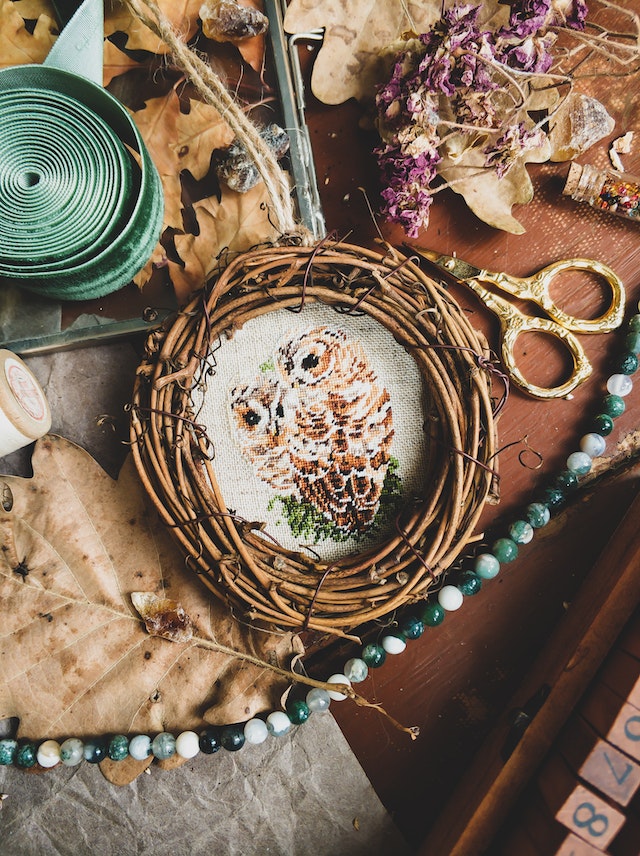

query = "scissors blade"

[{"left": 404, "top": 246, "right": 484, "bottom": 283}]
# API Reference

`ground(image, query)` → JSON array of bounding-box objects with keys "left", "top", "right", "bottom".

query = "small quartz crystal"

[{"left": 200, "top": 0, "right": 268, "bottom": 43}]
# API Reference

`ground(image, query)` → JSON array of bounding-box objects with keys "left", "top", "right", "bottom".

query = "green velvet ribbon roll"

[{"left": 0, "top": 0, "right": 164, "bottom": 301}]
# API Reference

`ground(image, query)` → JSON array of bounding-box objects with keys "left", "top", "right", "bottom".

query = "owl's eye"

[
  {"left": 244, "top": 409, "right": 261, "bottom": 426},
  {"left": 301, "top": 352, "right": 320, "bottom": 370}
]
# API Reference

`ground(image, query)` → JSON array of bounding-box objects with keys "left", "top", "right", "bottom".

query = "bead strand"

[{"left": 2, "top": 310, "right": 638, "bottom": 771}]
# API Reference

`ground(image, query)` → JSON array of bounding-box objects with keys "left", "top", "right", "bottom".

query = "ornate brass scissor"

[{"left": 408, "top": 248, "right": 626, "bottom": 400}]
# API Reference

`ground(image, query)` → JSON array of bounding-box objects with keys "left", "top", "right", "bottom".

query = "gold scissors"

[{"left": 407, "top": 247, "right": 626, "bottom": 400}]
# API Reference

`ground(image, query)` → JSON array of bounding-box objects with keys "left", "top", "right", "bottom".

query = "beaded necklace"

[{"left": 1, "top": 306, "right": 639, "bottom": 772}]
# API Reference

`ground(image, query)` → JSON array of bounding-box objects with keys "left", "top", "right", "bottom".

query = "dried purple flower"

[
  {"left": 550, "top": 0, "right": 588, "bottom": 30},
  {"left": 375, "top": 143, "right": 441, "bottom": 237},
  {"left": 503, "top": 0, "right": 552, "bottom": 38},
  {"left": 501, "top": 32, "right": 556, "bottom": 73},
  {"left": 483, "top": 123, "right": 546, "bottom": 177}
]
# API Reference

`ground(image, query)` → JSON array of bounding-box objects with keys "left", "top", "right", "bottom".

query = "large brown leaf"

[
  {"left": 283, "top": 0, "right": 508, "bottom": 105},
  {"left": 0, "top": 437, "right": 300, "bottom": 752}
]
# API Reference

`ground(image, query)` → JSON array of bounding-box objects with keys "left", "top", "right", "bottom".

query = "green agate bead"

[
  {"left": 16, "top": 742, "right": 37, "bottom": 768},
  {"left": 526, "top": 502, "right": 550, "bottom": 529},
  {"left": 220, "top": 724, "right": 245, "bottom": 752},
  {"left": 539, "top": 486, "right": 565, "bottom": 510},
  {"left": 456, "top": 570, "right": 482, "bottom": 596},
  {"left": 108, "top": 734, "right": 129, "bottom": 761},
  {"left": 421, "top": 602, "right": 445, "bottom": 626},
  {"left": 629, "top": 313, "right": 640, "bottom": 332},
  {"left": 555, "top": 470, "right": 579, "bottom": 491},
  {"left": 286, "top": 699, "right": 310, "bottom": 725},
  {"left": 474, "top": 553, "right": 500, "bottom": 580},
  {"left": 492, "top": 538, "right": 518, "bottom": 563},
  {"left": 399, "top": 615, "right": 424, "bottom": 640},
  {"left": 625, "top": 331, "right": 640, "bottom": 354},
  {"left": 592, "top": 414, "right": 614, "bottom": 436},
  {"left": 199, "top": 727, "right": 222, "bottom": 754},
  {"left": 602, "top": 394, "right": 625, "bottom": 418},
  {"left": 83, "top": 738, "right": 108, "bottom": 764},
  {"left": 508, "top": 519, "right": 534, "bottom": 545},
  {"left": 0, "top": 738, "right": 18, "bottom": 765},
  {"left": 616, "top": 352, "right": 638, "bottom": 375},
  {"left": 362, "top": 642, "right": 386, "bottom": 667},
  {"left": 151, "top": 732, "right": 176, "bottom": 760}
]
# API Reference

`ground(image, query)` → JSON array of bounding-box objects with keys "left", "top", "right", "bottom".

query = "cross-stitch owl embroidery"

[{"left": 230, "top": 326, "right": 395, "bottom": 535}]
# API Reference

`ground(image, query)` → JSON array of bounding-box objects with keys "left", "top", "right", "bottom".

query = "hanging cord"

[{"left": 123, "top": 0, "right": 312, "bottom": 244}]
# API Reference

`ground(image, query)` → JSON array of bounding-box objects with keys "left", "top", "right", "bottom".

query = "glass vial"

[{"left": 563, "top": 162, "right": 640, "bottom": 222}]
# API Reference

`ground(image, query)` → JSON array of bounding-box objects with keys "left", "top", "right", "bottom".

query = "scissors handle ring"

[
  {"left": 526, "top": 258, "right": 625, "bottom": 334},
  {"left": 500, "top": 313, "right": 593, "bottom": 400}
]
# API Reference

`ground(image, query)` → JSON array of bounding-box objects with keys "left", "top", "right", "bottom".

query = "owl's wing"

[{"left": 287, "top": 380, "right": 394, "bottom": 534}]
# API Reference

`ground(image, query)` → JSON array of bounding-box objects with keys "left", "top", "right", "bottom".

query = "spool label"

[{"left": 5, "top": 357, "right": 47, "bottom": 422}]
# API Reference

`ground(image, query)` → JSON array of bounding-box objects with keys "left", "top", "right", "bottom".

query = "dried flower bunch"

[{"left": 374, "top": 0, "right": 610, "bottom": 235}]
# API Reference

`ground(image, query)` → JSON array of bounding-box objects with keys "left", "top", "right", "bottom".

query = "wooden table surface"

[{"left": 296, "top": 32, "right": 640, "bottom": 854}]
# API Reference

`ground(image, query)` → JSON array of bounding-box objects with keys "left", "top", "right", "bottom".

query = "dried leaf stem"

[{"left": 193, "top": 634, "right": 419, "bottom": 738}]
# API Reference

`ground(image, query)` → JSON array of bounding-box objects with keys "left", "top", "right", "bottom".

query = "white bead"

[
  {"left": 381, "top": 634, "right": 407, "bottom": 655},
  {"left": 327, "top": 674, "right": 351, "bottom": 701},
  {"left": 566, "top": 451, "right": 592, "bottom": 475},
  {"left": 580, "top": 433, "right": 606, "bottom": 458},
  {"left": 244, "top": 718, "right": 269, "bottom": 745},
  {"left": 128, "top": 734, "right": 152, "bottom": 761},
  {"left": 37, "top": 739, "right": 61, "bottom": 768},
  {"left": 60, "top": 737, "right": 84, "bottom": 766},
  {"left": 607, "top": 374, "right": 633, "bottom": 396},
  {"left": 343, "top": 657, "right": 368, "bottom": 683},
  {"left": 175, "top": 730, "right": 200, "bottom": 759},
  {"left": 306, "top": 688, "right": 331, "bottom": 712},
  {"left": 266, "top": 711, "right": 291, "bottom": 736},
  {"left": 438, "top": 584, "right": 464, "bottom": 612}
]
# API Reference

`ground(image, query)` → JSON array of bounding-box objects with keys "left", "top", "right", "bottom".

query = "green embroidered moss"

[
  {"left": 268, "top": 457, "right": 404, "bottom": 544},
  {"left": 259, "top": 358, "right": 275, "bottom": 372}
]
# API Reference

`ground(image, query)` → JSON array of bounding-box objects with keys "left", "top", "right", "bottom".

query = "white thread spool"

[{"left": 0, "top": 350, "right": 51, "bottom": 456}]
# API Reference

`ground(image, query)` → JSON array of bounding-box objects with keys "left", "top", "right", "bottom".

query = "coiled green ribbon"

[{"left": 0, "top": 1, "right": 163, "bottom": 301}]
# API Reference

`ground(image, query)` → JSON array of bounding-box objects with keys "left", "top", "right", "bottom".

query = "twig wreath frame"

[{"left": 131, "top": 240, "right": 500, "bottom": 637}]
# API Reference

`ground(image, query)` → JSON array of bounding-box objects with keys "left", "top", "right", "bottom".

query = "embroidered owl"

[{"left": 229, "top": 326, "right": 394, "bottom": 535}]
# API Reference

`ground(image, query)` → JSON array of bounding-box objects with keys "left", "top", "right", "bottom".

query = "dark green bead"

[
  {"left": 629, "top": 314, "right": 640, "bottom": 333},
  {"left": 554, "top": 470, "right": 579, "bottom": 492},
  {"left": 592, "top": 413, "right": 614, "bottom": 436},
  {"left": 83, "top": 737, "right": 109, "bottom": 764},
  {"left": 199, "top": 726, "right": 222, "bottom": 754},
  {"left": 108, "top": 734, "right": 129, "bottom": 761},
  {"left": 602, "top": 394, "right": 626, "bottom": 418},
  {"left": 616, "top": 352, "right": 638, "bottom": 375},
  {"left": 538, "top": 486, "right": 565, "bottom": 510},
  {"left": 625, "top": 331, "right": 640, "bottom": 354},
  {"left": 0, "top": 739, "right": 18, "bottom": 765},
  {"left": 400, "top": 615, "right": 424, "bottom": 640},
  {"left": 492, "top": 537, "right": 518, "bottom": 563},
  {"left": 362, "top": 642, "right": 386, "bottom": 667},
  {"left": 15, "top": 742, "right": 37, "bottom": 768},
  {"left": 421, "top": 602, "right": 445, "bottom": 627},
  {"left": 456, "top": 570, "right": 482, "bottom": 596},
  {"left": 220, "top": 724, "right": 245, "bottom": 752},
  {"left": 286, "top": 699, "right": 310, "bottom": 725}
]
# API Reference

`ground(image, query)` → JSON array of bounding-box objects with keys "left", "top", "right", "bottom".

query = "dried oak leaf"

[
  {"left": 283, "top": 0, "right": 508, "bottom": 105},
  {"left": 0, "top": 436, "right": 300, "bottom": 778},
  {"left": 438, "top": 134, "right": 551, "bottom": 234},
  {"left": 0, "top": 0, "right": 56, "bottom": 68}
]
